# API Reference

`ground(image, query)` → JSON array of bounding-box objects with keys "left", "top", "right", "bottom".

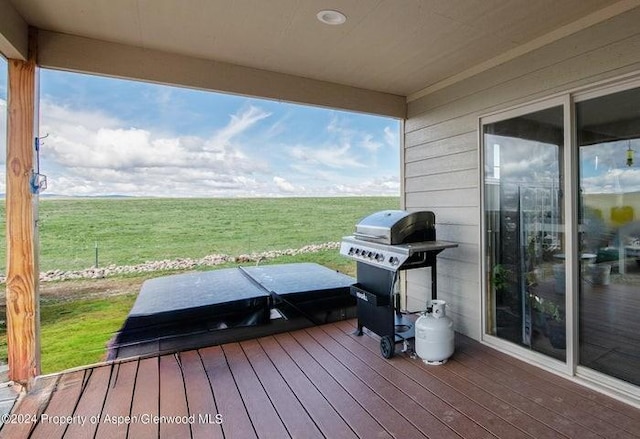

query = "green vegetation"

[
  {"left": 0, "top": 197, "right": 398, "bottom": 272},
  {"left": 0, "top": 196, "right": 399, "bottom": 373},
  {"left": 0, "top": 294, "right": 137, "bottom": 375},
  {"left": 40, "top": 294, "right": 138, "bottom": 373}
]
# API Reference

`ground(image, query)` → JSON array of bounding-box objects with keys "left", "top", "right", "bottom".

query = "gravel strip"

[{"left": 0, "top": 242, "right": 341, "bottom": 283}]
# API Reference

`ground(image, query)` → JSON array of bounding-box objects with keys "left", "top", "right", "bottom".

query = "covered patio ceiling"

[{"left": 2, "top": 0, "right": 637, "bottom": 118}]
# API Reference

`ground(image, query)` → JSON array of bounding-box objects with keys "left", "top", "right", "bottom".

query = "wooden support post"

[{"left": 6, "top": 31, "right": 40, "bottom": 387}]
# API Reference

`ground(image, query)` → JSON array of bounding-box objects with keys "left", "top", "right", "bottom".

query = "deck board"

[
  {"left": 223, "top": 342, "right": 290, "bottom": 439},
  {"left": 458, "top": 335, "right": 640, "bottom": 423},
  {"left": 159, "top": 354, "right": 191, "bottom": 439},
  {"left": 446, "top": 351, "right": 594, "bottom": 439},
  {"left": 30, "top": 370, "right": 85, "bottom": 439},
  {"left": 457, "top": 338, "right": 639, "bottom": 438},
  {"left": 275, "top": 331, "right": 392, "bottom": 439},
  {"left": 325, "top": 322, "right": 495, "bottom": 439},
  {"left": 291, "top": 329, "right": 429, "bottom": 438},
  {"left": 179, "top": 350, "right": 224, "bottom": 439},
  {"left": 308, "top": 325, "right": 463, "bottom": 439},
  {"left": 3, "top": 318, "right": 640, "bottom": 439},
  {"left": 332, "top": 321, "right": 532, "bottom": 439},
  {"left": 0, "top": 375, "right": 57, "bottom": 439},
  {"left": 65, "top": 365, "right": 112, "bottom": 439},
  {"left": 452, "top": 348, "right": 620, "bottom": 439},
  {"left": 128, "top": 356, "right": 159, "bottom": 438},
  {"left": 240, "top": 339, "right": 324, "bottom": 439},
  {"left": 199, "top": 345, "right": 257, "bottom": 439},
  {"left": 257, "top": 335, "right": 359, "bottom": 439},
  {"left": 94, "top": 360, "right": 138, "bottom": 439}
]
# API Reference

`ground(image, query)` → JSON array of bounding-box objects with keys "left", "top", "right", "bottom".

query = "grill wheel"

[{"left": 380, "top": 335, "right": 395, "bottom": 359}]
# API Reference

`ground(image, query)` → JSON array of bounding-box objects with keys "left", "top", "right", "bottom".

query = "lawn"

[
  {"left": 0, "top": 196, "right": 399, "bottom": 272},
  {"left": 0, "top": 196, "right": 399, "bottom": 373},
  {"left": 40, "top": 294, "right": 138, "bottom": 373}
]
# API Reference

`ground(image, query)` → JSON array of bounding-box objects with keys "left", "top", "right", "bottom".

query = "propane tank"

[{"left": 415, "top": 300, "right": 454, "bottom": 365}]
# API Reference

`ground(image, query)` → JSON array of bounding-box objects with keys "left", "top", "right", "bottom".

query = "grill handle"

[{"left": 353, "top": 232, "right": 386, "bottom": 241}]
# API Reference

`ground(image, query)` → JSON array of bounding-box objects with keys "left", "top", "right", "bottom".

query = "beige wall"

[
  {"left": 0, "top": 0, "right": 28, "bottom": 59},
  {"left": 36, "top": 31, "right": 406, "bottom": 119},
  {"left": 403, "top": 7, "right": 640, "bottom": 340}
]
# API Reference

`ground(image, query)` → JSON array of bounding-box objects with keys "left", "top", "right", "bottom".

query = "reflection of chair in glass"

[
  {"left": 582, "top": 206, "right": 608, "bottom": 255},
  {"left": 588, "top": 207, "right": 638, "bottom": 275},
  {"left": 581, "top": 206, "right": 612, "bottom": 283},
  {"left": 620, "top": 221, "right": 640, "bottom": 272},
  {"left": 598, "top": 217, "right": 640, "bottom": 274}
]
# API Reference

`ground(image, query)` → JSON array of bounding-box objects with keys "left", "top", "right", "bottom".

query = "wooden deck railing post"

[{"left": 6, "top": 29, "right": 40, "bottom": 388}]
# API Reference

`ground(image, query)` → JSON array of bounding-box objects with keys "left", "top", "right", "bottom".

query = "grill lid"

[{"left": 354, "top": 210, "right": 435, "bottom": 245}]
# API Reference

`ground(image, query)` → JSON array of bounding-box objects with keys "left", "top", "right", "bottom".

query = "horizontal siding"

[
  {"left": 406, "top": 266, "right": 480, "bottom": 339},
  {"left": 434, "top": 224, "right": 478, "bottom": 245},
  {"left": 403, "top": 7, "right": 640, "bottom": 341},
  {"left": 435, "top": 243, "right": 479, "bottom": 265},
  {"left": 407, "top": 33, "right": 640, "bottom": 135},
  {"left": 405, "top": 114, "right": 477, "bottom": 146},
  {"left": 405, "top": 169, "right": 477, "bottom": 192},
  {"left": 432, "top": 207, "right": 479, "bottom": 226},
  {"left": 406, "top": 189, "right": 479, "bottom": 209},
  {"left": 406, "top": 6, "right": 640, "bottom": 125},
  {"left": 405, "top": 150, "right": 477, "bottom": 178},
  {"left": 405, "top": 132, "right": 476, "bottom": 163}
]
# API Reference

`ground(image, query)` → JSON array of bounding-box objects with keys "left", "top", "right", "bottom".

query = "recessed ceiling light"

[{"left": 316, "top": 10, "right": 347, "bottom": 25}]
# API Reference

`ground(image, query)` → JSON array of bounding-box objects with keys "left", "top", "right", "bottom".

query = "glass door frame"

[
  {"left": 480, "top": 75, "right": 640, "bottom": 403},
  {"left": 572, "top": 77, "right": 640, "bottom": 402},
  {"left": 480, "top": 95, "right": 575, "bottom": 376}
]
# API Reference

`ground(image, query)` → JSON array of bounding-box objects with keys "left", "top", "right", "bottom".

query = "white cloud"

[
  {"left": 46, "top": 167, "right": 266, "bottom": 198},
  {"left": 273, "top": 176, "right": 296, "bottom": 193},
  {"left": 0, "top": 90, "right": 400, "bottom": 197},
  {"left": 43, "top": 101, "right": 121, "bottom": 132},
  {"left": 207, "top": 105, "right": 270, "bottom": 151},
  {"left": 289, "top": 144, "right": 364, "bottom": 169},
  {"left": 582, "top": 168, "right": 640, "bottom": 194},
  {"left": 331, "top": 176, "right": 400, "bottom": 196},
  {"left": 359, "top": 134, "right": 383, "bottom": 153},
  {"left": 384, "top": 126, "right": 398, "bottom": 148},
  {"left": 35, "top": 101, "right": 272, "bottom": 196}
]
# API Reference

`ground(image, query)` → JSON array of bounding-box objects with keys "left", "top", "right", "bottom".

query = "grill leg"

[
  {"left": 353, "top": 322, "right": 363, "bottom": 336},
  {"left": 432, "top": 263, "right": 437, "bottom": 300}
]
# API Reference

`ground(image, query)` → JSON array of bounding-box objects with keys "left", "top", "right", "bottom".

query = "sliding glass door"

[
  {"left": 577, "top": 86, "right": 640, "bottom": 386},
  {"left": 482, "top": 81, "right": 640, "bottom": 397},
  {"left": 483, "top": 104, "right": 567, "bottom": 361}
]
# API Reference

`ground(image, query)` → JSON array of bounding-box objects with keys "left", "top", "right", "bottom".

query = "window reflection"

[
  {"left": 484, "top": 106, "right": 566, "bottom": 361},
  {"left": 578, "top": 86, "right": 640, "bottom": 386}
]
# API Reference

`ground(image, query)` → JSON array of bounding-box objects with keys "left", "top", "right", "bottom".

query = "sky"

[
  {"left": 486, "top": 135, "right": 640, "bottom": 195},
  {"left": 0, "top": 56, "right": 400, "bottom": 198}
]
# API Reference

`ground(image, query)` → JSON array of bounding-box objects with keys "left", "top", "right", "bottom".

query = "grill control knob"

[
  {"left": 375, "top": 253, "right": 384, "bottom": 262},
  {"left": 389, "top": 257, "right": 399, "bottom": 266}
]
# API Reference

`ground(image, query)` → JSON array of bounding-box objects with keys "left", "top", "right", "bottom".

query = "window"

[
  {"left": 483, "top": 104, "right": 567, "bottom": 361},
  {"left": 577, "top": 85, "right": 640, "bottom": 386}
]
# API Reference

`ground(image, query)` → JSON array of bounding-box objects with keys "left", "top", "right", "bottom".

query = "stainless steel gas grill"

[{"left": 340, "top": 210, "right": 457, "bottom": 358}]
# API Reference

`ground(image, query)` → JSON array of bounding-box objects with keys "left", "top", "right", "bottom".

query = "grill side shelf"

[{"left": 349, "top": 284, "right": 390, "bottom": 307}]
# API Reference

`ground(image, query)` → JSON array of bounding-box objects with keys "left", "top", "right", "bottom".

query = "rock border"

[{"left": 0, "top": 242, "right": 341, "bottom": 283}]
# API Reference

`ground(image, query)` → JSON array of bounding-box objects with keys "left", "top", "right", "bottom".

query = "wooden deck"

[{"left": 1, "top": 319, "right": 640, "bottom": 439}]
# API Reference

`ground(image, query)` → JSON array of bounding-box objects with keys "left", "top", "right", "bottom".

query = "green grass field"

[
  {"left": 0, "top": 196, "right": 399, "bottom": 272},
  {"left": 0, "top": 196, "right": 399, "bottom": 374}
]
